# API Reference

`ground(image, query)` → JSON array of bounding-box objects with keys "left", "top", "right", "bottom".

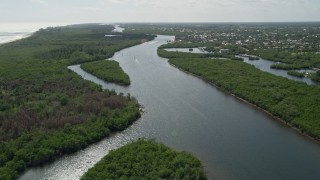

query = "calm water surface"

[
  {"left": 164, "top": 48, "right": 318, "bottom": 86},
  {"left": 113, "top": 25, "right": 125, "bottom": 32},
  {"left": 20, "top": 35, "right": 320, "bottom": 180},
  {"left": 241, "top": 56, "right": 319, "bottom": 86}
]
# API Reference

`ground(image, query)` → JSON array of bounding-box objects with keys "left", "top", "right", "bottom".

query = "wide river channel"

[{"left": 20, "top": 35, "right": 320, "bottom": 180}]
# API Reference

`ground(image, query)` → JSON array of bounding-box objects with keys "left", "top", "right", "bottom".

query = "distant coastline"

[
  {"left": 0, "top": 22, "right": 68, "bottom": 45},
  {"left": 0, "top": 32, "right": 33, "bottom": 45}
]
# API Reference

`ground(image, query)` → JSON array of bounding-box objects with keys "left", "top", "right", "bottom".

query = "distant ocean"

[{"left": 0, "top": 22, "right": 68, "bottom": 44}]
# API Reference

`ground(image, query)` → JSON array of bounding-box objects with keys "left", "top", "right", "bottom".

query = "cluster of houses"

[{"left": 177, "top": 25, "right": 320, "bottom": 53}]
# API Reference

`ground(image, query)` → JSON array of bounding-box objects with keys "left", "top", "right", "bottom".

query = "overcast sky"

[{"left": 1, "top": 0, "right": 320, "bottom": 23}]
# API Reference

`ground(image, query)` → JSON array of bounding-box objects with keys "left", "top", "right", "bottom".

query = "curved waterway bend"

[{"left": 20, "top": 35, "right": 320, "bottom": 180}]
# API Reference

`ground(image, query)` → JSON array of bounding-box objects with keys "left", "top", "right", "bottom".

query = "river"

[
  {"left": 20, "top": 35, "right": 320, "bottom": 180},
  {"left": 113, "top": 25, "right": 125, "bottom": 33}
]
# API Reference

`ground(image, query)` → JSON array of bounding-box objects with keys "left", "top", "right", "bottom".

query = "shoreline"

[
  {"left": 0, "top": 22, "right": 72, "bottom": 46},
  {"left": 0, "top": 32, "right": 34, "bottom": 46},
  {"left": 168, "top": 62, "right": 320, "bottom": 144}
]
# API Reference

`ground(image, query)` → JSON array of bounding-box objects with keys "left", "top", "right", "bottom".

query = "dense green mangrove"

[
  {"left": 287, "top": 71, "right": 305, "bottom": 78},
  {"left": 0, "top": 24, "right": 154, "bottom": 179},
  {"left": 311, "top": 71, "right": 320, "bottom": 82},
  {"left": 254, "top": 50, "right": 320, "bottom": 70},
  {"left": 81, "top": 60, "right": 130, "bottom": 85},
  {"left": 158, "top": 44, "right": 243, "bottom": 61},
  {"left": 81, "top": 139, "right": 207, "bottom": 180}
]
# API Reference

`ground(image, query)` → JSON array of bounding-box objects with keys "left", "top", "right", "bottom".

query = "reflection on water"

[{"left": 20, "top": 35, "right": 320, "bottom": 180}]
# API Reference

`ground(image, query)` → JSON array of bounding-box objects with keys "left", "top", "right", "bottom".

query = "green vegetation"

[
  {"left": 127, "top": 23, "right": 320, "bottom": 140},
  {"left": 135, "top": 22, "right": 320, "bottom": 73},
  {"left": 0, "top": 98, "right": 140, "bottom": 179},
  {"left": 122, "top": 24, "right": 187, "bottom": 36},
  {"left": 82, "top": 139, "right": 207, "bottom": 180},
  {"left": 248, "top": 56, "right": 260, "bottom": 60},
  {"left": 311, "top": 71, "right": 320, "bottom": 82},
  {"left": 81, "top": 60, "right": 130, "bottom": 85},
  {"left": 256, "top": 50, "right": 320, "bottom": 70},
  {"left": 165, "top": 58, "right": 320, "bottom": 139},
  {"left": 159, "top": 43, "right": 243, "bottom": 61},
  {"left": 287, "top": 71, "right": 305, "bottom": 78},
  {"left": 159, "top": 42, "right": 209, "bottom": 49},
  {"left": 158, "top": 49, "right": 213, "bottom": 59},
  {"left": 0, "top": 24, "right": 153, "bottom": 179}
]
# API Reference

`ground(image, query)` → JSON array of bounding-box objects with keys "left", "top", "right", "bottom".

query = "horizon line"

[{"left": 1, "top": 20, "right": 320, "bottom": 24}]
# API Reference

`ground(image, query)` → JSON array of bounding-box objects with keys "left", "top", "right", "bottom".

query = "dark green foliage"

[
  {"left": 231, "top": 57, "right": 244, "bottom": 61},
  {"left": 311, "top": 72, "right": 320, "bottom": 82},
  {"left": 81, "top": 60, "right": 130, "bottom": 85},
  {"left": 270, "top": 63, "right": 311, "bottom": 70},
  {"left": 160, "top": 42, "right": 207, "bottom": 49},
  {"left": 255, "top": 50, "right": 320, "bottom": 70},
  {"left": 168, "top": 58, "right": 320, "bottom": 138},
  {"left": 287, "top": 71, "right": 305, "bottom": 78},
  {"left": 0, "top": 24, "right": 149, "bottom": 179},
  {"left": 248, "top": 56, "right": 260, "bottom": 60},
  {"left": 157, "top": 49, "right": 214, "bottom": 59},
  {"left": 158, "top": 44, "right": 238, "bottom": 60},
  {"left": 81, "top": 139, "right": 207, "bottom": 180},
  {"left": 0, "top": 24, "right": 150, "bottom": 140},
  {"left": 0, "top": 101, "right": 140, "bottom": 180}
]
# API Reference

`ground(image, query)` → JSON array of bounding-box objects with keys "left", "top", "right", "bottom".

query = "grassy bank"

[
  {"left": 81, "top": 139, "right": 207, "bottom": 180},
  {"left": 166, "top": 58, "right": 320, "bottom": 139},
  {"left": 0, "top": 24, "right": 153, "bottom": 179},
  {"left": 81, "top": 60, "right": 130, "bottom": 85}
]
